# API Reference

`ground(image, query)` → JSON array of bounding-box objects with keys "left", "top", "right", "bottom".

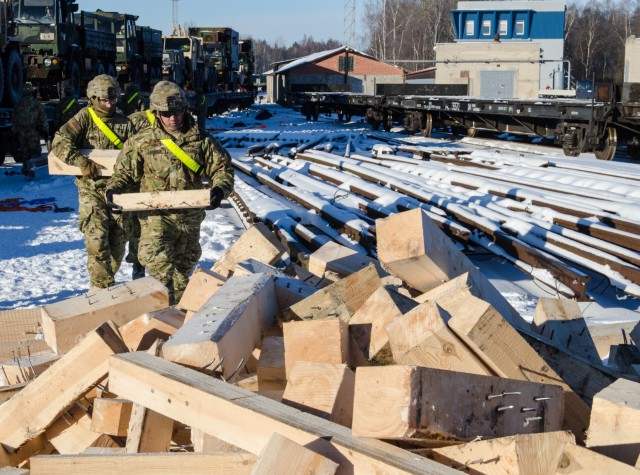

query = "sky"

[{"left": 78, "top": 0, "right": 358, "bottom": 47}]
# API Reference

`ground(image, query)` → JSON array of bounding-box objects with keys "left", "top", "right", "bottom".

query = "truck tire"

[
  {"left": 107, "top": 64, "right": 116, "bottom": 78},
  {"left": 95, "top": 63, "right": 106, "bottom": 76},
  {"left": 67, "top": 61, "right": 81, "bottom": 98},
  {"left": 0, "top": 59, "right": 4, "bottom": 105},
  {"left": 5, "top": 49, "right": 23, "bottom": 107}
]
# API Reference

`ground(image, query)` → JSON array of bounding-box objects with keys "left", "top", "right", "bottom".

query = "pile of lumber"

[{"left": 1, "top": 210, "right": 639, "bottom": 474}]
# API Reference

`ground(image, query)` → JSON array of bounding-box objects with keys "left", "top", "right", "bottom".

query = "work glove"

[
  {"left": 208, "top": 187, "right": 224, "bottom": 210},
  {"left": 105, "top": 189, "right": 123, "bottom": 214},
  {"left": 78, "top": 158, "right": 105, "bottom": 180}
]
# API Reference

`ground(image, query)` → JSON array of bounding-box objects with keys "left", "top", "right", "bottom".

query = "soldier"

[
  {"left": 118, "top": 82, "right": 146, "bottom": 116},
  {"left": 12, "top": 82, "right": 49, "bottom": 177},
  {"left": 106, "top": 81, "right": 233, "bottom": 304},
  {"left": 51, "top": 74, "right": 135, "bottom": 290},
  {"left": 184, "top": 81, "right": 207, "bottom": 132},
  {"left": 52, "top": 83, "right": 82, "bottom": 133}
]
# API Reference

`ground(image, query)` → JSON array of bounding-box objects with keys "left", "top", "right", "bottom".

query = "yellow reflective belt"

[
  {"left": 160, "top": 138, "right": 203, "bottom": 175},
  {"left": 145, "top": 109, "right": 155, "bottom": 126},
  {"left": 61, "top": 98, "right": 76, "bottom": 114},
  {"left": 126, "top": 92, "right": 139, "bottom": 104},
  {"left": 87, "top": 107, "right": 123, "bottom": 149}
]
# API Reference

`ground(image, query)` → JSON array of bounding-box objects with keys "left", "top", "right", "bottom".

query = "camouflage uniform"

[
  {"left": 118, "top": 83, "right": 146, "bottom": 116},
  {"left": 52, "top": 84, "right": 82, "bottom": 133},
  {"left": 107, "top": 81, "right": 233, "bottom": 304},
  {"left": 52, "top": 75, "right": 135, "bottom": 289},
  {"left": 192, "top": 90, "right": 207, "bottom": 132},
  {"left": 12, "top": 83, "right": 49, "bottom": 171}
]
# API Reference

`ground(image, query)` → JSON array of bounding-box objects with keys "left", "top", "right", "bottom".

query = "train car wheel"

[
  {"left": 467, "top": 127, "right": 477, "bottom": 137},
  {"left": 422, "top": 114, "right": 432, "bottom": 137},
  {"left": 594, "top": 127, "right": 617, "bottom": 161}
]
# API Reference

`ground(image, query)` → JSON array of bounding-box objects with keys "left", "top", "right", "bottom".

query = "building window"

[
  {"left": 499, "top": 19, "right": 508, "bottom": 35},
  {"left": 465, "top": 20, "right": 474, "bottom": 36},
  {"left": 482, "top": 20, "right": 491, "bottom": 36},
  {"left": 339, "top": 55, "right": 354, "bottom": 72},
  {"left": 515, "top": 20, "right": 525, "bottom": 35}
]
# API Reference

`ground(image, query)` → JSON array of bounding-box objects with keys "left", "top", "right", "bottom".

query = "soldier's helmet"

[
  {"left": 22, "top": 82, "right": 35, "bottom": 96},
  {"left": 149, "top": 81, "right": 187, "bottom": 113},
  {"left": 86, "top": 74, "right": 120, "bottom": 100}
]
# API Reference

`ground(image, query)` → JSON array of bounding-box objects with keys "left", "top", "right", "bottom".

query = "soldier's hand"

[
  {"left": 79, "top": 158, "right": 105, "bottom": 180},
  {"left": 207, "top": 187, "right": 224, "bottom": 210},
  {"left": 105, "top": 189, "right": 123, "bottom": 214}
]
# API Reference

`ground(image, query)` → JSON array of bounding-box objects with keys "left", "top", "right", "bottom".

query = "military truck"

[
  {"left": 95, "top": 10, "right": 163, "bottom": 91},
  {"left": 188, "top": 27, "right": 239, "bottom": 91},
  {"left": 238, "top": 39, "right": 254, "bottom": 92},
  {"left": 0, "top": 2, "right": 23, "bottom": 107},
  {"left": 13, "top": 0, "right": 117, "bottom": 99},
  {"left": 161, "top": 49, "right": 186, "bottom": 86},
  {"left": 162, "top": 34, "right": 216, "bottom": 92}
]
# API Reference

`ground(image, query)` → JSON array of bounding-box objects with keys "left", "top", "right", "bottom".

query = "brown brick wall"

[{"left": 293, "top": 52, "right": 404, "bottom": 77}]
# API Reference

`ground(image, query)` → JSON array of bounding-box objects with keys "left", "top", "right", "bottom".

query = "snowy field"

[{"left": 0, "top": 102, "right": 639, "bottom": 337}]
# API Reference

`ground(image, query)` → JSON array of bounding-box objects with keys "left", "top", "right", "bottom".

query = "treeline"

[{"left": 252, "top": 0, "right": 640, "bottom": 86}]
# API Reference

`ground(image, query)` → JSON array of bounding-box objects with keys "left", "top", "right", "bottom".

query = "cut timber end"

[
  {"left": 178, "top": 267, "right": 226, "bottom": 316},
  {"left": 47, "top": 149, "right": 118, "bottom": 177},
  {"left": 251, "top": 432, "right": 338, "bottom": 475}
]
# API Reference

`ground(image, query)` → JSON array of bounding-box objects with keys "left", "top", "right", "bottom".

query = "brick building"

[{"left": 265, "top": 46, "right": 405, "bottom": 104}]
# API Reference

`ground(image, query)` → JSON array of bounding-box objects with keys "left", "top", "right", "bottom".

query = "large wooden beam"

[
  {"left": 47, "top": 150, "right": 118, "bottom": 177},
  {"left": 90, "top": 398, "right": 133, "bottom": 437},
  {"left": 352, "top": 366, "right": 563, "bottom": 439},
  {"left": 108, "top": 352, "right": 459, "bottom": 474},
  {"left": 29, "top": 452, "right": 258, "bottom": 475},
  {"left": 118, "top": 308, "right": 185, "bottom": 352},
  {"left": 0, "top": 308, "right": 50, "bottom": 362},
  {"left": 111, "top": 190, "right": 210, "bottom": 211},
  {"left": 257, "top": 336, "right": 286, "bottom": 391},
  {"left": 0, "top": 351, "right": 60, "bottom": 386},
  {"left": 162, "top": 273, "right": 277, "bottom": 380},
  {"left": 0, "top": 322, "right": 128, "bottom": 465},
  {"left": 41, "top": 277, "right": 169, "bottom": 354},
  {"left": 307, "top": 241, "right": 385, "bottom": 281},
  {"left": 251, "top": 432, "right": 338, "bottom": 474},
  {"left": 125, "top": 404, "right": 173, "bottom": 454}
]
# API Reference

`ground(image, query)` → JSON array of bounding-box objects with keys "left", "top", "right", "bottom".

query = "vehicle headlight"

[
  {"left": 43, "top": 58, "right": 52, "bottom": 67},
  {"left": 116, "top": 66, "right": 122, "bottom": 72}
]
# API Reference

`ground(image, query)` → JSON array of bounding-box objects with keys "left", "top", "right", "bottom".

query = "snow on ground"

[{"left": 0, "top": 102, "right": 638, "bottom": 336}]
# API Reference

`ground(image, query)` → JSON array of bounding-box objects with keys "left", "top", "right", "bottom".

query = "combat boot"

[{"left": 132, "top": 262, "right": 146, "bottom": 280}]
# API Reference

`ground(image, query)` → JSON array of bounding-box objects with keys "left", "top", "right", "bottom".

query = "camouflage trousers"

[
  {"left": 77, "top": 181, "right": 127, "bottom": 288},
  {"left": 124, "top": 212, "right": 141, "bottom": 266},
  {"left": 14, "top": 132, "right": 43, "bottom": 164},
  {"left": 138, "top": 211, "right": 204, "bottom": 305}
]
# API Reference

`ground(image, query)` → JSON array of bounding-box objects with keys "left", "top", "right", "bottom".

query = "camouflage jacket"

[
  {"left": 53, "top": 96, "right": 83, "bottom": 132},
  {"left": 107, "top": 114, "right": 234, "bottom": 200},
  {"left": 128, "top": 110, "right": 156, "bottom": 133},
  {"left": 12, "top": 97, "right": 49, "bottom": 137},
  {"left": 118, "top": 91, "right": 146, "bottom": 116}
]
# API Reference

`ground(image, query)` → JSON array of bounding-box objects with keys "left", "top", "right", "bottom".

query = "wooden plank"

[
  {"left": 112, "top": 189, "right": 211, "bottom": 211},
  {"left": 0, "top": 351, "right": 60, "bottom": 386},
  {"left": 212, "top": 223, "right": 287, "bottom": 278},
  {"left": 307, "top": 241, "right": 385, "bottom": 281},
  {"left": 445, "top": 295, "right": 592, "bottom": 443},
  {"left": 0, "top": 308, "right": 49, "bottom": 363},
  {"left": 191, "top": 428, "right": 247, "bottom": 453},
  {"left": 29, "top": 452, "right": 257, "bottom": 475},
  {"left": 257, "top": 336, "right": 286, "bottom": 391},
  {"left": 588, "top": 321, "right": 639, "bottom": 359},
  {"left": 47, "top": 149, "right": 118, "bottom": 177},
  {"left": 162, "top": 273, "right": 277, "bottom": 380},
  {"left": 177, "top": 267, "right": 226, "bottom": 317},
  {"left": 532, "top": 298, "right": 600, "bottom": 364},
  {"left": 251, "top": 432, "right": 338, "bottom": 475},
  {"left": 283, "top": 318, "right": 349, "bottom": 377},
  {"left": 90, "top": 398, "right": 133, "bottom": 437},
  {"left": 282, "top": 362, "right": 355, "bottom": 428},
  {"left": 119, "top": 308, "right": 185, "bottom": 352},
  {"left": 279, "top": 264, "right": 383, "bottom": 323},
  {"left": 0, "top": 383, "right": 27, "bottom": 405},
  {"left": 385, "top": 300, "right": 490, "bottom": 375},
  {"left": 108, "top": 352, "right": 459, "bottom": 474},
  {"left": 0, "top": 467, "right": 29, "bottom": 474},
  {"left": 125, "top": 404, "right": 173, "bottom": 453},
  {"left": 41, "top": 277, "right": 169, "bottom": 354},
  {"left": 45, "top": 404, "right": 119, "bottom": 455},
  {"left": 0, "top": 321, "right": 128, "bottom": 466},
  {"left": 352, "top": 366, "right": 563, "bottom": 439},
  {"left": 586, "top": 378, "right": 640, "bottom": 466},
  {"left": 348, "top": 286, "right": 417, "bottom": 366}
]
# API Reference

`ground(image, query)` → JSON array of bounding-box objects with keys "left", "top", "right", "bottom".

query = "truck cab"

[{"left": 162, "top": 49, "right": 186, "bottom": 86}]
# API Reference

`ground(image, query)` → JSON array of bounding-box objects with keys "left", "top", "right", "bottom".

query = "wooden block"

[
  {"left": 162, "top": 273, "right": 277, "bottom": 380},
  {"left": 282, "top": 362, "right": 355, "bottom": 428},
  {"left": 588, "top": 321, "right": 639, "bottom": 359},
  {"left": 212, "top": 223, "right": 287, "bottom": 278},
  {"left": 29, "top": 452, "right": 258, "bottom": 475},
  {"left": 191, "top": 428, "right": 247, "bottom": 453},
  {"left": 0, "top": 321, "right": 127, "bottom": 465},
  {"left": 90, "top": 398, "right": 133, "bottom": 437},
  {"left": 307, "top": 241, "right": 385, "bottom": 280},
  {"left": 119, "top": 307, "right": 185, "bottom": 351},
  {"left": 352, "top": 366, "right": 563, "bottom": 439},
  {"left": 47, "top": 149, "right": 118, "bottom": 176},
  {"left": 385, "top": 300, "right": 490, "bottom": 375},
  {"left": 41, "top": 277, "right": 169, "bottom": 354},
  {"left": 348, "top": 286, "right": 417, "bottom": 366},
  {"left": 532, "top": 298, "right": 600, "bottom": 363},
  {"left": 251, "top": 432, "right": 338, "bottom": 474},
  {"left": 586, "top": 378, "right": 640, "bottom": 465},
  {"left": 0, "top": 467, "right": 29, "bottom": 474},
  {"left": 45, "top": 404, "right": 118, "bottom": 454},
  {"left": 432, "top": 431, "right": 576, "bottom": 474},
  {"left": 283, "top": 318, "right": 349, "bottom": 376},
  {"left": 125, "top": 403, "right": 173, "bottom": 453},
  {"left": 177, "top": 266, "right": 226, "bottom": 315},
  {"left": 279, "top": 263, "right": 383, "bottom": 323},
  {"left": 445, "top": 295, "right": 592, "bottom": 443},
  {"left": 0, "top": 382, "right": 27, "bottom": 404},
  {"left": 112, "top": 189, "right": 210, "bottom": 211},
  {"left": 0, "top": 308, "right": 49, "bottom": 363},
  {"left": 257, "top": 336, "right": 286, "bottom": 391},
  {"left": 108, "top": 352, "right": 459, "bottom": 474},
  {"left": 0, "top": 350, "right": 60, "bottom": 386}
]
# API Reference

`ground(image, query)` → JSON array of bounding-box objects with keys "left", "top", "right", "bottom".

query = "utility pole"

[
  {"left": 172, "top": 0, "right": 179, "bottom": 35},
  {"left": 344, "top": 0, "right": 356, "bottom": 47}
]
